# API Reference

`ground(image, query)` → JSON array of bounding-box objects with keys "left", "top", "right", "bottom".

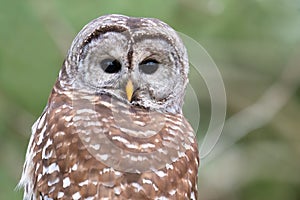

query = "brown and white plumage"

[{"left": 19, "top": 14, "right": 199, "bottom": 199}]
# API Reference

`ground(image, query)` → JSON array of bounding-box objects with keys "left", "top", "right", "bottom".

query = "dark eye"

[
  {"left": 100, "top": 59, "right": 122, "bottom": 73},
  {"left": 139, "top": 59, "right": 159, "bottom": 74}
]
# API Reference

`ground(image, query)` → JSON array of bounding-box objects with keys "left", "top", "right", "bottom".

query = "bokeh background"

[{"left": 1, "top": 0, "right": 300, "bottom": 199}]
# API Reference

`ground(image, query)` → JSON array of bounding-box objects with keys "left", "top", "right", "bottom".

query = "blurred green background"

[{"left": 1, "top": 0, "right": 300, "bottom": 199}]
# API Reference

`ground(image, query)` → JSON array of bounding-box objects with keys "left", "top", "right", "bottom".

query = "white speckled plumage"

[{"left": 19, "top": 14, "right": 199, "bottom": 199}]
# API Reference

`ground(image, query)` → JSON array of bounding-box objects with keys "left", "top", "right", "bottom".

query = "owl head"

[{"left": 58, "top": 14, "right": 189, "bottom": 114}]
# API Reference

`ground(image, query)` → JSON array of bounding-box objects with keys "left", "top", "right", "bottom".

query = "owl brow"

[
  {"left": 133, "top": 33, "right": 173, "bottom": 47},
  {"left": 133, "top": 33, "right": 180, "bottom": 60},
  {"left": 81, "top": 25, "right": 129, "bottom": 49}
]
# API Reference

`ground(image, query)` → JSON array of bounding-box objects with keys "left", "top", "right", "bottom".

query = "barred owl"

[{"left": 19, "top": 14, "right": 199, "bottom": 199}]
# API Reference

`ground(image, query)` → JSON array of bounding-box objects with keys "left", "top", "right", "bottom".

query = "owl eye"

[
  {"left": 100, "top": 59, "right": 122, "bottom": 74},
  {"left": 139, "top": 59, "right": 159, "bottom": 74}
]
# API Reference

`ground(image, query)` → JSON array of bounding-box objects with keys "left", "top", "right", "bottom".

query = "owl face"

[{"left": 63, "top": 15, "right": 189, "bottom": 113}]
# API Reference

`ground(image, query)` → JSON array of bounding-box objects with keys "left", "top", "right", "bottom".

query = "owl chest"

[{"left": 31, "top": 102, "right": 198, "bottom": 199}]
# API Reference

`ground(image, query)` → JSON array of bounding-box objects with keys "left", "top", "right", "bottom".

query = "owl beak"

[{"left": 125, "top": 79, "right": 134, "bottom": 102}]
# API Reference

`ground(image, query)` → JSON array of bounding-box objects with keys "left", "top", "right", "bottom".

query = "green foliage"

[{"left": 1, "top": 0, "right": 299, "bottom": 199}]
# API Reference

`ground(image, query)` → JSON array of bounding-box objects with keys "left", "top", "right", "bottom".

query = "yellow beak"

[{"left": 125, "top": 79, "right": 134, "bottom": 102}]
